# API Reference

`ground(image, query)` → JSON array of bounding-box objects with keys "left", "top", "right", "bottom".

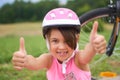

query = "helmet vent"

[
  {"left": 60, "top": 11, "right": 64, "bottom": 14},
  {"left": 68, "top": 13, "right": 73, "bottom": 18},
  {"left": 50, "top": 13, "right": 56, "bottom": 18}
]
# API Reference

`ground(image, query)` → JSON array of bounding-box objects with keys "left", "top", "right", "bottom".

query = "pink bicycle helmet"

[{"left": 42, "top": 8, "right": 81, "bottom": 38}]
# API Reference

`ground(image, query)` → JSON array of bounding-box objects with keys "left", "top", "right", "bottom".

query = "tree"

[
  {"left": 0, "top": 4, "right": 15, "bottom": 23},
  {"left": 0, "top": 0, "right": 109, "bottom": 23},
  {"left": 66, "top": 0, "right": 108, "bottom": 16}
]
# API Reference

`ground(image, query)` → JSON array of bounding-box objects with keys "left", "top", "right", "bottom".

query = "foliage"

[
  {"left": 0, "top": 0, "right": 59, "bottom": 23},
  {"left": 66, "top": 0, "right": 108, "bottom": 15},
  {"left": 0, "top": 0, "right": 110, "bottom": 23}
]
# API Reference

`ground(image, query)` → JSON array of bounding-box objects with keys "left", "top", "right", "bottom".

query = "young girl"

[{"left": 12, "top": 8, "right": 106, "bottom": 80}]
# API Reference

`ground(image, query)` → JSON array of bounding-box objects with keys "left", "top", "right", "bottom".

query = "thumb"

[
  {"left": 90, "top": 21, "right": 98, "bottom": 42},
  {"left": 19, "top": 37, "right": 26, "bottom": 54}
]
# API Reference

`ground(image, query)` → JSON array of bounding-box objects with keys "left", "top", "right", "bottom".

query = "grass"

[
  {"left": 0, "top": 35, "right": 48, "bottom": 80},
  {"left": 0, "top": 63, "right": 47, "bottom": 80},
  {"left": 0, "top": 22, "right": 120, "bottom": 79}
]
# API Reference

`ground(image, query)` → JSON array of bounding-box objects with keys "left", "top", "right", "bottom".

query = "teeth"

[
  {"left": 57, "top": 51, "right": 67, "bottom": 56},
  {"left": 58, "top": 51, "right": 67, "bottom": 53}
]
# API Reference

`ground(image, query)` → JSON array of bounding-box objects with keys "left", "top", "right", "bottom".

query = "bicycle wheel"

[
  {"left": 79, "top": 7, "right": 119, "bottom": 55},
  {"left": 79, "top": 7, "right": 120, "bottom": 77}
]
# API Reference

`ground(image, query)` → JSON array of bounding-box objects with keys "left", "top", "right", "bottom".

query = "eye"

[{"left": 51, "top": 39, "right": 58, "bottom": 43}]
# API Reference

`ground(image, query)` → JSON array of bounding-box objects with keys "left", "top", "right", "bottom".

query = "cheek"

[
  {"left": 49, "top": 44, "right": 57, "bottom": 52},
  {"left": 49, "top": 45, "right": 57, "bottom": 57}
]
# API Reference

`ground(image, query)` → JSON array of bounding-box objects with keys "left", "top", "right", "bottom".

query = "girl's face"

[{"left": 49, "top": 28, "right": 74, "bottom": 62}]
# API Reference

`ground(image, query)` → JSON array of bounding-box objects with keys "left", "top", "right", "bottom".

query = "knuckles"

[
  {"left": 13, "top": 51, "right": 26, "bottom": 57},
  {"left": 93, "top": 35, "right": 107, "bottom": 54},
  {"left": 12, "top": 51, "right": 26, "bottom": 70}
]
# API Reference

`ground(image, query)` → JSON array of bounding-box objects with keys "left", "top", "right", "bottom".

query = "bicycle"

[
  {"left": 79, "top": 0, "right": 120, "bottom": 79},
  {"left": 79, "top": 0, "right": 120, "bottom": 57}
]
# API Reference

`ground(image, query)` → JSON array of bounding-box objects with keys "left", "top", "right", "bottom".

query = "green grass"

[
  {"left": 0, "top": 35, "right": 48, "bottom": 80},
  {"left": 0, "top": 22, "right": 120, "bottom": 79},
  {"left": 0, "top": 63, "right": 47, "bottom": 80},
  {"left": 0, "top": 35, "right": 47, "bottom": 63},
  {"left": 1, "top": 35, "right": 120, "bottom": 80}
]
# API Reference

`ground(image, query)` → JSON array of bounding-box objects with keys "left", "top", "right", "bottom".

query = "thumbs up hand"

[
  {"left": 19, "top": 37, "right": 27, "bottom": 54},
  {"left": 12, "top": 37, "right": 27, "bottom": 70},
  {"left": 90, "top": 21, "right": 106, "bottom": 54}
]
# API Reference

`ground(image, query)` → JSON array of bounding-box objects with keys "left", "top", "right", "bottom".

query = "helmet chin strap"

[
  {"left": 46, "top": 38, "right": 50, "bottom": 50},
  {"left": 62, "top": 43, "right": 79, "bottom": 74},
  {"left": 46, "top": 38, "right": 79, "bottom": 74}
]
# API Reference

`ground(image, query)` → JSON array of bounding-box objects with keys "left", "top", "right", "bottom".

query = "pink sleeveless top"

[{"left": 47, "top": 57, "right": 91, "bottom": 80}]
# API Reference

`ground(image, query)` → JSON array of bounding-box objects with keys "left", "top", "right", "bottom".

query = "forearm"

[
  {"left": 25, "top": 54, "right": 50, "bottom": 70},
  {"left": 79, "top": 21, "right": 106, "bottom": 64},
  {"left": 25, "top": 55, "right": 40, "bottom": 70},
  {"left": 81, "top": 43, "right": 96, "bottom": 64}
]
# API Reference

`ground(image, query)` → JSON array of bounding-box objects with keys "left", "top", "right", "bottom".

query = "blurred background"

[
  {"left": 0, "top": 0, "right": 120, "bottom": 80},
  {"left": 0, "top": 0, "right": 108, "bottom": 24}
]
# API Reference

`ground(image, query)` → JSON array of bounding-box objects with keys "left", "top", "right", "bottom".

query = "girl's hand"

[
  {"left": 90, "top": 21, "right": 106, "bottom": 54},
  {"left": 12, "top": 37, "right": 27, "bottom": 70}
]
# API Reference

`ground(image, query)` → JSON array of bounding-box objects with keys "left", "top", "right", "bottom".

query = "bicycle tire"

[
  {"left": 79, "top": 7, "right": 114, "bottom": 26},
  {"left": 79, "top": 7, "right": 117, "bottom": 56}
]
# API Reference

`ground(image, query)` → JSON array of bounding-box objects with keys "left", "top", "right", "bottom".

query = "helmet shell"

[{"left": 42, "top": 8, "right": 80, "bottom": 27}]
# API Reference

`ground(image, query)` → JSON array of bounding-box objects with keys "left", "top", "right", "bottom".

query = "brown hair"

[{"left": 43, "top": 26, "right": 80, "bottom": 50}]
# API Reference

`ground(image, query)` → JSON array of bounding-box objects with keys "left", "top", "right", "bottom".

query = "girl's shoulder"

[
  {"left": 41, "top": 53, "right": 53, "bottom": 69},
  {"left": 41, "top": 53, "right": 53, "bottom": 58}
]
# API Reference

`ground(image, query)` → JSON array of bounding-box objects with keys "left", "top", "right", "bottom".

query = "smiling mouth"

[{"left": 57, "top": 51, "right": 68, "bottom": 56}]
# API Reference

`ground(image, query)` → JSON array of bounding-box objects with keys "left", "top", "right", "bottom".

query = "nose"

[{"left": 58, "top": 42, "right": 67, "bottom": 49}]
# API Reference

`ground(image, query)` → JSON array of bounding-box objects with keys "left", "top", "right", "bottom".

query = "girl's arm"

[
  {"left": 25, "top": 53, "right": 52, "bottom": 70},
  {"left": 12, "top": 37, "right": 52, "bottom": 70},
  {"left": 77, "top": 21, "right": 106, "bottom": 64}
]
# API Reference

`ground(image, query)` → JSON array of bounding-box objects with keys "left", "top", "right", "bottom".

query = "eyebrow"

[{"left": 50, "top": 37, "right": 58, "bottom": 40}]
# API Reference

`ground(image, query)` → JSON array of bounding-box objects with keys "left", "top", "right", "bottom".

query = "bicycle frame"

[{"left": 106, "top": 0, "right": 120, "bottom": 56}]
